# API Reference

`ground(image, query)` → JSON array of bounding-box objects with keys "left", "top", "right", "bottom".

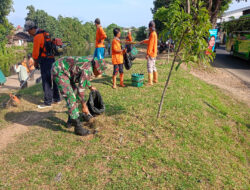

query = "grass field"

[{"left": 0, "top": 58, "right": 249, "bottom": 189}]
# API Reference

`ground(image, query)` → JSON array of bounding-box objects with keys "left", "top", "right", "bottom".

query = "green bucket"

[{"left": 131, "top": 73, "right": 144, "bottom": 87}]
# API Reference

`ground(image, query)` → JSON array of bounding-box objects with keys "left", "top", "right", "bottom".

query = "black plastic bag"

[
  {"left": 124, "top": 53, "right": 132, "bottom": 70},
  {"left": 87, "top": 90, "right": 105, "bottom": 115}
]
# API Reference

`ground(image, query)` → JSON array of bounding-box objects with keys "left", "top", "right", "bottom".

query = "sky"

[{"left": 7, "top": 0, "right": 250, "bottom": 28}]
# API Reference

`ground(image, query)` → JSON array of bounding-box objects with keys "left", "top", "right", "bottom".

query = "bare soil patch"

[
  {"left": 183, "top": 65, "right": 250, "bottom": 107},
  {"left": 0, "top": 124, "right": 29, "bottom": 152}
]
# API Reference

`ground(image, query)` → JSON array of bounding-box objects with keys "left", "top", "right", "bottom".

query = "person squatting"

[{"left": 52, "top": 56, "right": 107, "bottom": 136}]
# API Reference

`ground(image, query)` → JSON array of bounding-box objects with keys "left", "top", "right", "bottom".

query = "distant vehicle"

[
  {"left": 158, "top": 40, "right": 174, "bottom": 54},
  {"left": 226, "top": 31, "right": 250, "bottom": 61}
]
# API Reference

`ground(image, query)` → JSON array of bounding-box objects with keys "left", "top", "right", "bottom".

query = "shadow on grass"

[
  {"left": 246, "top": 124, "right": 250, "bottom": 129},
  {"left": 203, "top": 101, "right": 227, "bottom": 117},
  {"left": 4, "top": 111, "right": 73, "bottom": 134},
  {"left": 91, "top": 75, "right": 112, "bottom": 86}
]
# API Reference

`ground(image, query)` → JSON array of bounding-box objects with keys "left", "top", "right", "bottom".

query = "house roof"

[
  {"left": 7, "top": 32, "right": 33, "bottom": 44},
  {"left": 15, "top": 32, "right": 32, "bottom": 42}
]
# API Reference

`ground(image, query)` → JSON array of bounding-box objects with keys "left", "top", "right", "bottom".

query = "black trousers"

[
  {"left": 113, "top": 64, "right": 124, "bottom": 76},
  {"left": 39, "top": 57, "right": 60, "bottom": 105}
]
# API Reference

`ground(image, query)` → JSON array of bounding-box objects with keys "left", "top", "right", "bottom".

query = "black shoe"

[
  {"left": 71, "top": 118, "right": 90, "bottom": 136},
  {"left": 82, "top": 113, "right": 93, "bottom": 122}
]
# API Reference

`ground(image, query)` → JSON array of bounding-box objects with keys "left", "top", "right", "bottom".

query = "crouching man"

[{"left": 52, "top": 56, "right": 107, "bottom": 136}]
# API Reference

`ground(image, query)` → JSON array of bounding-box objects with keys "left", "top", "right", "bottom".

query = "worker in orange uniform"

[
  {"left": 24, "top": 20, "right": 60, "bottom": 109},
  {"left": 125, "top": 31, "right": 133, "bottom": 53},
  {"left": 94, "top": 18, "right": 107, "bottom": 60},
  {"left": 112, "top": 28, "right": 126, "bottom": 89},
  {"left": 140, "top": 21, "right": 158, "bottom": 85},
  {"left": 28, "top": 54, "right": 35, "bottom": 80}
]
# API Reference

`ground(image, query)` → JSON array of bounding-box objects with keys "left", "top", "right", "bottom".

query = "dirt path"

[
  {"left": 0, "top": 124, "right": 29, "bottom": 152},
  {"left": 0, "top": 106, "right": 62, "bottom": 152},
  {"left": 0, "top": 70, "right": 41, "bottom": 93},
  {"left": 187, "top": 66, "right": 250, "bottom": 107}
]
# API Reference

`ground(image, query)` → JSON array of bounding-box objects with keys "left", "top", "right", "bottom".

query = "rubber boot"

[
  {"left": 112, "top": 75, "right": 117, "bottom": 89},
  {"left": 120, "top": 73, "right": 126, "bottom": 87},
  {"left": 71, "top": 118, "right": 90, "bottom": 136},
  {"left": 153, "top": 71, "right": 158, "bottom": 83},
  {"left": 147, "top": 73, "right": 153, "bottom": 86}
]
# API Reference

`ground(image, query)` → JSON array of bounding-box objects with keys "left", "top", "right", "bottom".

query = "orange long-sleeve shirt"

[
  {"left": 32, "top": 33, "right": 46, "bottom": 60},
  {"left": 95, "top": 26, "right": 107, "bottom": 48},
  {"left": 112, "top": 38, "right": 123, "bottom": 65},
  {"left": 32, "top": 31, "right": 54, "bottom": 61},
  {"left": 143, "top": 31, "right": 158, "bottom": 58},
  {"left": 126, "top": 33, "right": 132, "bottom": 42}
]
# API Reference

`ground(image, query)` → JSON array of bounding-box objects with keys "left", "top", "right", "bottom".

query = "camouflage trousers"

[{"left": 54, "top": 74, "right": 80, "bottom": 120}]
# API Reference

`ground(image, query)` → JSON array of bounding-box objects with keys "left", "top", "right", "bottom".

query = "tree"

[
  {"left": 222, "top": 16, "right": 250, "bottom": 34},
  {"left": 0, "top": 0, "right": 13, "bottom": 23},
  {"left": 0, "top": 0, "right": 14, "bottom": 75},
  {"left": 25, "top": 6, "right": 97, "bottom": 56},
  {"left": 152, "top": 0, "right": 248, "bottom": 29},
  {"left": 105, "top": 23, "right": 121, "bottom": 42},
  {"left": 151, "top": 0, "right": 170, "bottom": 32},
  {"left": 135, "top": 26, "right": 147, "bottom": 41},
  {"left": 154, "top": 0, "right": 212, "bottom": 118},
  {"left": 0, "top": 0, "right": 13, "bottom": 50}
]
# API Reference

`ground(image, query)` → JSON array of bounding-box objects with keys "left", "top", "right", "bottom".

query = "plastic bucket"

[{"left": 131, "top": 73, "right": 144, "bottom": 87}]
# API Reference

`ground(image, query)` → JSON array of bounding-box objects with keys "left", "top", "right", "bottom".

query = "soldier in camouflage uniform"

[{"left": 52, "top": 56, "right": 107, "bottom": 136}]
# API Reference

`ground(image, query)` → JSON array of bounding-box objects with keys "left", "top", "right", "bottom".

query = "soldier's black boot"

[
  {"left": 71, "top": 118, "right": 90, "bottom": 136},
  {"left": 66, "top": 115, "right": 73, "bottom": 128}
]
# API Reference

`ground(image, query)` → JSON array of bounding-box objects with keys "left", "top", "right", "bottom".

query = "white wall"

[{"left": 218, "top": 11, "right": 243, "bottom": 23}]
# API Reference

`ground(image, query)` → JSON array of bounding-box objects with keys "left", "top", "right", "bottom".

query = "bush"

[{"left": 0, "top": 46, "right": 27, "bottom": 76}]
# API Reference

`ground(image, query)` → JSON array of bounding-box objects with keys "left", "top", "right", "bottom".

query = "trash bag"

[
  {"left": 0, "top": 69, "right": 6, "bottom": 85},
  {"left": 124, "top": 53, "right": 132, "bottom": 70},
  {"left": 87, "top": 90, "right": 105, "bottom": 115}
]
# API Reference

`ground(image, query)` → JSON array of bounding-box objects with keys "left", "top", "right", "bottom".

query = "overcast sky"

[{"left": 7, "top": 0, "right": 250, "bottom": 28}]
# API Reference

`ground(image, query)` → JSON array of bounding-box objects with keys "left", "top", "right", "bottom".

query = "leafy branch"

[{"left": 155, "top": 0, "right": 213, "bottom": 118}]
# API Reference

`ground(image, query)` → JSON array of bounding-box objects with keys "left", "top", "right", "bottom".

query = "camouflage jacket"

[{"left": 52, "top": 56, "right": 93, "bottom": 101}]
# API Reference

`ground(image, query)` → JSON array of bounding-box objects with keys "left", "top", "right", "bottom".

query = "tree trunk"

[
  {"left": 211, "top": 15, "right": 218, "bottom": 28},
  {"left": 186, "top": 0, "right": 191, "bottom": 14},
  {"left": 210, "top": 0, "right": 222, "bottom": 28}
]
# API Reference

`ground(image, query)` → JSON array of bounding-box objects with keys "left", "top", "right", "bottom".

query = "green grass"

[{"left": 0, "top": 59, "right": 249, "bottom": 189}]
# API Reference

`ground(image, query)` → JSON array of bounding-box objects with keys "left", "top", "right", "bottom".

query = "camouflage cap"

[{"left": 24, "top": 20, "right": 36, "bottom": 31}]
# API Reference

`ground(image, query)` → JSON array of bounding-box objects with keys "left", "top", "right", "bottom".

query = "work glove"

[{"left": 82, "top": 113, "right": 93, "bottom": 122}]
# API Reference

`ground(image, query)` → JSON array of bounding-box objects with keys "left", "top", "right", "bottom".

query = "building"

[
  {"left": 6, "top": 26, "right": 33, "bottom": 47},
  {"left": 217, "top": 6, "right": 250, "bottom": 23}
]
